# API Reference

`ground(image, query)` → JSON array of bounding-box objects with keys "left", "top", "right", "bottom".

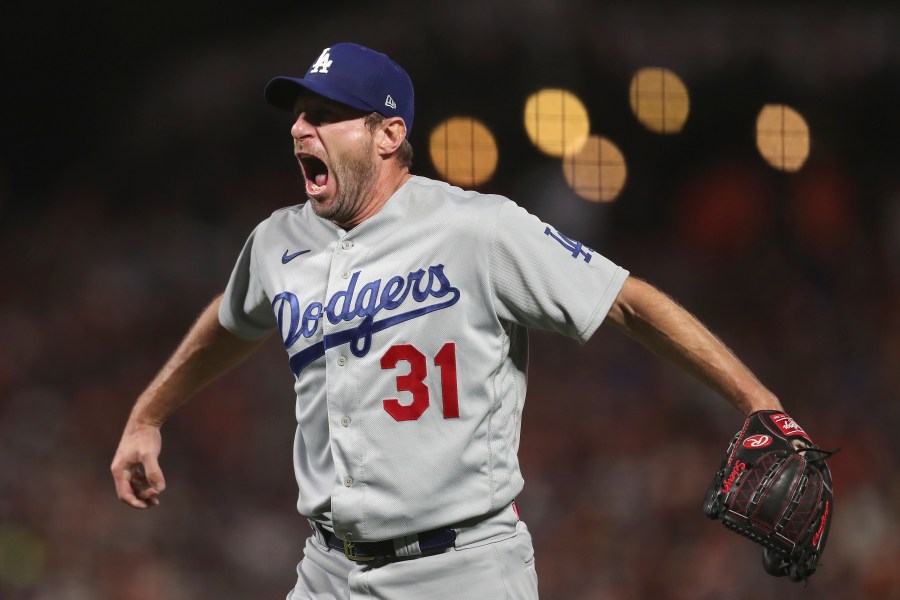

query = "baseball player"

[{"left": 111, "top": 43, "right": 791, "bottom": 598}]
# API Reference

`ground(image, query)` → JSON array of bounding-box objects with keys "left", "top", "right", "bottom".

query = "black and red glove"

[{"left": 703, "top": 410, "right": 836, "bottom": 582}]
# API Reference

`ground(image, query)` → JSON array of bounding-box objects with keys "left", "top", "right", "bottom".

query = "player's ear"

[{"left": 375, "top": 116, "right": 407, "bottom": 157}]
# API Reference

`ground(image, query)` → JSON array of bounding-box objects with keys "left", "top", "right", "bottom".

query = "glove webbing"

[
  {"left": 723, "top": 519, "right": 786, "bottom": 553},
  {"left": 729, "top": 455, "right": 797, "bottom": 550},
  {"left": 729, "top": 447, "right": 838, "bottom": 558}
]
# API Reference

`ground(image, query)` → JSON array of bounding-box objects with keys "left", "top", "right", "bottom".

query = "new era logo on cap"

[{"left": 264, "top": 43, "right": 415, "bottom": 137}]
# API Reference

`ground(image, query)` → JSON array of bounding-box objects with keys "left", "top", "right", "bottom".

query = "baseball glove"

[{"left": 702, "top": 410, "right": 835, "bottom": 582}]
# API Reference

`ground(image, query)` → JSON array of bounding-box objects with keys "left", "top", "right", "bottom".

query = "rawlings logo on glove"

[{"left": 703, "top": 410, "right": 836, "bottom": 582}]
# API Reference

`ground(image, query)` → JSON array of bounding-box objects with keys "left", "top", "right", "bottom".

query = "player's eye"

[
  {"left": 294, "top": 108, "right": 333, "bottom": 126},
  {"left": 316, "top": 109, "right": 338, "bottom": 124},
  {"left": 294, "top": 103, "right": 365, "bottom": 127}
]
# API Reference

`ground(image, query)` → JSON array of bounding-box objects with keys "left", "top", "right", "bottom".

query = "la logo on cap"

[{"left": 310, "top": 48, "right": 333, "bottom": 74}]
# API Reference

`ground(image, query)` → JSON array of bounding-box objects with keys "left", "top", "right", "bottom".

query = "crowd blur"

[{"left": 2, "top": 3, "right": 899, "bottom": 599}]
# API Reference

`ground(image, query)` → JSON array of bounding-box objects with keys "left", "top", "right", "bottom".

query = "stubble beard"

[{"left": 307, "top": 138, "right": 378, "bottom": 225}]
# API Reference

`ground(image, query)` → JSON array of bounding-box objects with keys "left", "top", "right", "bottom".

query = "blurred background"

[{"left": 1, "top": 1, "right": 898, "bottom": 598}]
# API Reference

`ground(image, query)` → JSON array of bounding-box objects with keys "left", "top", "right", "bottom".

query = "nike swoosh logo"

[{"left": 282, "top": 249, "right": 311, "bottom": 264}]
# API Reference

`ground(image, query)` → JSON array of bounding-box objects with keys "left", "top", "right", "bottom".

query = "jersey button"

[
  {"left": 340, "top": 271, "right": 350, "bottom": 279},
  {"left": 337, "top": 356, "right": 346, "bottom": 366},
  {"left": 344, "top": 477, "right": 353, "bottom": 487},
  {"left": 340, "top": 416, "right": 351, "bottom": 427},
  {"left": 341, "top": 241, "right": 354, "bottom": 250}
]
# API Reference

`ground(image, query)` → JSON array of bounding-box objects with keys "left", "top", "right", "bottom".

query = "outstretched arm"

[
  {"left": 606, "top": 276, "right": 783, "bottom": 416},
  {"left": 110, "top": 294, "right": 272, "bottom": 508}
]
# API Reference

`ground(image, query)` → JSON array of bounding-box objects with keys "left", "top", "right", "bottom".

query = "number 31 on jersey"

[{"left": 381, "top": 342, "right": 459, "bottom": 422}]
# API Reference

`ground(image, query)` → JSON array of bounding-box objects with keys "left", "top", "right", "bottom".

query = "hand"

[{"left": 110, "top": 423, "right": 166, "bottom": 508}]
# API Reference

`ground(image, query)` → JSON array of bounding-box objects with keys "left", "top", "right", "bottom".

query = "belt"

[{"left": 317, "top": 525, "right": 458, "bottom": 562}]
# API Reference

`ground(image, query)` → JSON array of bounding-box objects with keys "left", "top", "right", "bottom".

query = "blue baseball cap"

[{"left": 265, "top": 43, "right": 414, "bottom": 137}]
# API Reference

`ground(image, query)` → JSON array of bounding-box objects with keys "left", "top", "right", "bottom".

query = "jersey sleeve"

[
  {"left": 218, "top": 220, "right": 277, "bottom": 340},
  {"left": 489, "top": 201, "right": 629, "bottom": 343}
]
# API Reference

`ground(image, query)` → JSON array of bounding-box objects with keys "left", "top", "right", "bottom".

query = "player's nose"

[{"left": 291, "top": 113, "right": 314, "bottom": 140}]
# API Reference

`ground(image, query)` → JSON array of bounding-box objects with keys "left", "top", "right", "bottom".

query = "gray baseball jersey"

[{"left": 219, "top": 175, "right": 629, "bottom": 543}]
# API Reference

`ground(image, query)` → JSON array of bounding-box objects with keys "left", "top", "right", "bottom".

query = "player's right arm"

[{"left": 110, "top": 293, "right": 272, "bottom": 508}]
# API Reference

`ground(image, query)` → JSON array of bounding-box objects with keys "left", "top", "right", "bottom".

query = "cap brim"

[{"left": 264, "top": 77, "right": 377, "bottom": 114}]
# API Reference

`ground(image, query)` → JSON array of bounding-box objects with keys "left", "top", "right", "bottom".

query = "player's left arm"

[{"left": 606, "top": 275, "right": 783, "bottom": 416}]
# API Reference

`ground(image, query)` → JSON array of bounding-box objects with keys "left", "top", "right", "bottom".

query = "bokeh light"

[
  {"left": 786, "top": 160, "right": 857, "bottom": 260},
  {"left": 629, "top": 67, "right": 690, "bottom": 134},
  {"left": 756, "top": 104, "right": 810, "bottom": 172},
  {"left": 562, "top": 135, "right": 627, "bottom": 202},
  {"left": 428, "top": 116, "right": 498, "bottom": 187},
  {"left": 523, "top": 89, "right": 590, "bottom": 157},
  {"left": 674, "top": 162, "right": 774, "bottom": 257},
  {"left": 0, "top": 525, "right": 45, "bottom": 589}
]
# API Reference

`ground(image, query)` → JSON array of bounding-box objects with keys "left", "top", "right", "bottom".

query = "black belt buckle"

[{"left": 343, "top": 539, "right": 376, "bottom": 562}]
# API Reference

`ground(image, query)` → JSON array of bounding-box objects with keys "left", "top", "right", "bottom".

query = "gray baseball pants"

[{"left": 286, "top": 510, "right": 538, "bottom": 599}]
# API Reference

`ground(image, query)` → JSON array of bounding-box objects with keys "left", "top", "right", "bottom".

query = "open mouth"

[{"left": 299, "top": 155, "right": 330, "bottom": 192}]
